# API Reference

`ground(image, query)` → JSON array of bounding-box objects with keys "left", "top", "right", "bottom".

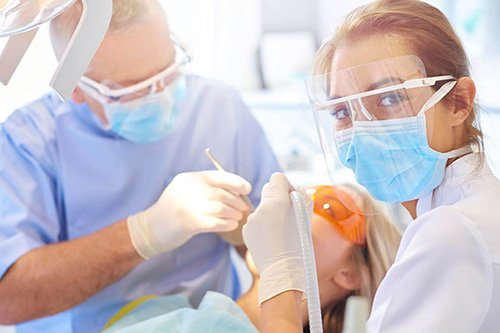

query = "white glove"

[
  {"left": 128, "top": 170, "right": 252, "bottom": 259},
  {"left": 243, "top": 173, "right": 308, "bottom": 305}
]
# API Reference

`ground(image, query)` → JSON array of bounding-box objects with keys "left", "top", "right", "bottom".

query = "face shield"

[{"left": 305, "top": 55, "right": 460, "bottom": 214}]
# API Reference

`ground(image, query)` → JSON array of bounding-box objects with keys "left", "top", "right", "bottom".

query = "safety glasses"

[
  {"left": 79, "top": 34, "right": 191, "bottom": 103},
  {"left": 316, "top": 75, "right": 455, "bottom": 120},
  {"left": 308, "top": 185, "right": 366, "bottom": 247},
  {"left": 305, "top": 55, "right": 457, "bottom": 126}
]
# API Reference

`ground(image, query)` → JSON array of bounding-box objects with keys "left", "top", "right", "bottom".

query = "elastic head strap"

[{"left": 418, "top": 80, "right": 457, "bottom": 115}]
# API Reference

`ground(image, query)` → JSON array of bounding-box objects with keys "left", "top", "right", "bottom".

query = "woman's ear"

[
  {"left": 449, "top": 77, "right": 476, "bottom": 126},
  {"left": 332, "top": 266, "right": 363, "bottom": 291},
  {"left": 72, "top": 87, "right": 86, "bottom": 104}
]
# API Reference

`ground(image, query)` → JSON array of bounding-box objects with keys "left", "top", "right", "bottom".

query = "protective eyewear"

[
  {"left": 308, "top": 185, "right": 366, "bottom": 247},
  {"left": 317, "top": 75, "right": 455, "bottom": 123},
  {"left": 79, "top": 34, "right": 191, "bottom": 103}
]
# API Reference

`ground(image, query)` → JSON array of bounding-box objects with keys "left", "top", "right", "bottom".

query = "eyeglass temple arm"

[
  {"left": 50, "top": 0, "right": 113, "bottom": 101},
  {"left": 0, "top": 28, "right": 38, "bottom": 85}
]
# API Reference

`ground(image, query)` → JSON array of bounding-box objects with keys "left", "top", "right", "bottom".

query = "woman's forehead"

[
  {"left": 329, "top": 53, "right": 426, "bottom": 96},
  {"left": 332, "top": 35, "right": 415, "bottom": 71}
]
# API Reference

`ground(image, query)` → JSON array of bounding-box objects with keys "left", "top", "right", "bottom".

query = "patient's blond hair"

[
  {"left": 322, "top": 184, "right": 402, "bottom": 332},
  {"left": 50, "top": 0, "right": 160, "bottom": 59}
]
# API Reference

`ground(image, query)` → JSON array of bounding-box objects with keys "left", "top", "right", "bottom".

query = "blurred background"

[
  {"left": 0, "top": 0, "right": 498, "bottom": 208},
  {"left": 0, "top": 0, "right": 499, "bottom": 331},
  {"left": 1, "top": 0, "right": 499, "bottom": 178},
  {"left": 0, "top": 0, "right": 498, "bottom": 227}
]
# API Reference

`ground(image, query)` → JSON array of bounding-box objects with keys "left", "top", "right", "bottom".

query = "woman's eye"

[
  {"left": 379, "top": 92, "right": 408, "bottom": 107},
  {"left": 329, "top": 106, "right": 351, "bottom": 120}
]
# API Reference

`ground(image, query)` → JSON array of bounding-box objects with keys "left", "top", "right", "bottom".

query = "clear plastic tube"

[{"left": 290, "top": 191, "right": 323, "bottom": 333}]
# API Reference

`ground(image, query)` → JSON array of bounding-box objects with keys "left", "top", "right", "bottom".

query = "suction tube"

[{"left": 290, "top": 191, "right": 323, "bottom": 333}]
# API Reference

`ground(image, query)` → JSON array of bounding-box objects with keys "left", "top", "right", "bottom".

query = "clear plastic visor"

[{"left": 305, "top": 55, "right": 455, "bottom": 214}]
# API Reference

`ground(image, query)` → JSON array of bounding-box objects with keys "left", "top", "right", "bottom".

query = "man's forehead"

[{"left": 84, "top": 14, "right": 174, "bottom": 86}]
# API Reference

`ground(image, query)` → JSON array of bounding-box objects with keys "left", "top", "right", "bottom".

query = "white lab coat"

[{"left": 367, "top": 153, "right": 500, "bottom": 333}]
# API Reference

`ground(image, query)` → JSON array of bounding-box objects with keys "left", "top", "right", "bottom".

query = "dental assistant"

[
  {"left": 0, "top": 0, "right": 280, "bottom": 331},
  {"left": 243, "top": 1, "right": 500, "bottom": 332}
]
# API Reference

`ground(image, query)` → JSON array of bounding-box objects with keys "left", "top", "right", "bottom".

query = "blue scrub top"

[{"left": 0, "top": 75, "right": 281, "bottom": 332}]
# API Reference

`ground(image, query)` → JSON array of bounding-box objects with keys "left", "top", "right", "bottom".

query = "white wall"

[
  {"left": 262, "top": 0, "right": 318, "bottom": 33},
  {"left": 0, "top": 26, "right": 56, "bottom": 122},
  {"left": 316, "top": 0, "right": 373, "bottom": 41},
  {"left": 162, "top": 0, "right": 262, "bottom": 90}
]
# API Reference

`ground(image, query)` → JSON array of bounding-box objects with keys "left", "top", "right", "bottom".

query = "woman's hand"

[{"left": 243, "top": 173, "right": 306, "bottom": 305}]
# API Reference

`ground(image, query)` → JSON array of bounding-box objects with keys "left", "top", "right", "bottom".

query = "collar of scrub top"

[
  {"left": 0, "top": 0, "right": 113, "bottom": 101},
  {"left": 79, "top": 35, "right": 191, "bottom": 102},
  {"left": 308, "top": 185, "right": 367, "bottom": 247},
  {"left": 315, "top": 75, "right": 456, "bottom": 120}
]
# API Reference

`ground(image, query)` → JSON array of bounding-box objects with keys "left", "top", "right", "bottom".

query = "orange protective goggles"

[{"left": 308, "top": 185, "right": 366, "bottom": 247}]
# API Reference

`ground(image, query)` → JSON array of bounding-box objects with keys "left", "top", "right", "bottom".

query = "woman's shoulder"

[
  {"left": 401, "top": 206, "right": 492, "bottom": 264},
  {"left": 370, "top": 205, "right": 495, "bottom": 333}
]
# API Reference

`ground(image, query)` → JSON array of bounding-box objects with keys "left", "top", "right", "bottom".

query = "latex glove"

[
  {"left": 217, "top": 209, "right": 252, "bottom": 246},
  {"left": 243, "top": 173, "right": 308, "bottom": 305},
  {"left": 128, "top": 170, "right": 252, "bottom": 259}
]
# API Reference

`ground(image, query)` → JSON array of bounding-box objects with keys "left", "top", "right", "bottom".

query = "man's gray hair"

[{"left": 50, "top": 0, "right": 160, "bottom": 59}]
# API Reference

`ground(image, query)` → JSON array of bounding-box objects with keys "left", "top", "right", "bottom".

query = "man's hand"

[
  {"left": 217, "top": 208, "right": 251, "bottom": 246},
  {"left": 128, "top": 170, "right": 252, "bottom": 259}
]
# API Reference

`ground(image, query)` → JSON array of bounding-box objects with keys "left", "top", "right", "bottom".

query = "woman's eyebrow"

[
  {"left": 328, "top": 76, "right": 405, "bottom": 100},
  {"left": 366, "top": 76, "right": 404, "bottom": 91}
]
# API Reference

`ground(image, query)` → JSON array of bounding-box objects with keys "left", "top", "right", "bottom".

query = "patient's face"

[
  {"left": 244, "top": 213, "right": 354, "bottom": 283},
  {"left": 311, "top": 213, "right": 354, "bottom": 283}
]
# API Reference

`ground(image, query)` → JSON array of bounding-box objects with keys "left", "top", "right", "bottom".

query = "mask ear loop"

[
  {"left": 418, "top": 80, "right": 457, "bottom": 115},
  {"left": 78, "top": 83, "right": 115, "bottom": 130}
]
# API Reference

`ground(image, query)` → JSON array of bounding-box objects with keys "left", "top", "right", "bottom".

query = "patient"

[{"left": 103, "top": 185, "right": 402, "bottom": 332}]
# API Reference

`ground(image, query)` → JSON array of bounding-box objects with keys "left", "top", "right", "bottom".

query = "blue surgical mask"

[
  {"left": 102, "top": 78, "right": 186, "bottom": 144},
  {"left": 335, "top": 83, "right": 472, "bottom": 203}
]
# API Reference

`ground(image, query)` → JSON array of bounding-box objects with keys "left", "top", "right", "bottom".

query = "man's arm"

[
  {"left": 0, "top": 170, "right": 252, "bottom": 325},
  {"left": 0, "top": 220, "right": 142, "bottom": 325}
]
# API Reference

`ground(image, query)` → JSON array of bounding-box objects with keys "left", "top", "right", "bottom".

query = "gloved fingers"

[
  {"left": 202, "top": 170, "right": 252, "bottom": 195},
  {"left": 205, "top": 201, "right": 245, "bottom": 221},
  {"left": 243, "top": 209, "right": 268, "bottom": 244},
  {"left": 261, "top": 173, "right": 294, "bottom": 199},
  {"left": 201, "top": 217, "right": 239, "bottom": 233},
  {"left": 208, "top": 188, "right": 249, "bottom": 212}
]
